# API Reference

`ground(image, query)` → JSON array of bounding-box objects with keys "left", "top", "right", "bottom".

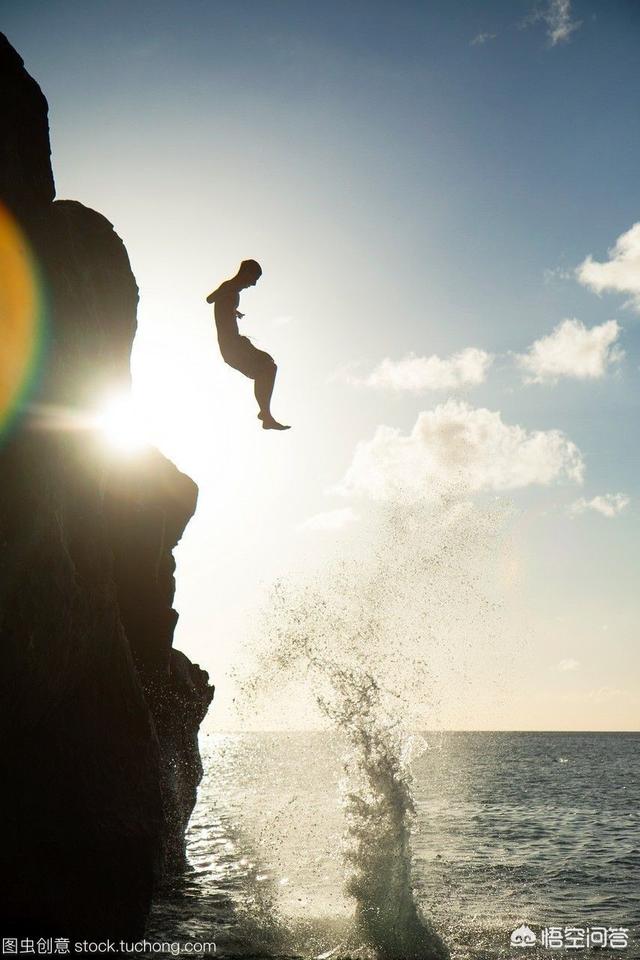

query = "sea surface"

[{"left": 147, "top": 731, "right": 640, "bottom": 960}]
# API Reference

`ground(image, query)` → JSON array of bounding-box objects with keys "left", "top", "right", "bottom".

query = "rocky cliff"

[{"left": 0, "top": 34, "right": 213, "bottom": 938}]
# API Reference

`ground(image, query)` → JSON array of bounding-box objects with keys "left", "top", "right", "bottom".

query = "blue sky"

[{"left": 4, "top": 0, "right": 640, "bottom": 728}]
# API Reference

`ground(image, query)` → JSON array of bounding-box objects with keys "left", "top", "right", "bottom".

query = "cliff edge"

[{"left": 0, "top": 34, "right": 214, "bottom": 938}]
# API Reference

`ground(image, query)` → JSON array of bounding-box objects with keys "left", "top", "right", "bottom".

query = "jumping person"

[{"left": 206, "top": 260, "right": 290, "bottom": 431}]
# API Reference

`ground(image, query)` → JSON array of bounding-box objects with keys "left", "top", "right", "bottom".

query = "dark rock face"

[
  {"left": 0, "top": 34, "right": 54, "bottom": 215},
  {"left": 0, "top": 35, "right": 213, "bottom": 938}
]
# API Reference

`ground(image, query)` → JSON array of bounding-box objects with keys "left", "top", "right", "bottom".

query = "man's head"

[{"left": 236, "top": 259, "right": 262, "bottom": 288}]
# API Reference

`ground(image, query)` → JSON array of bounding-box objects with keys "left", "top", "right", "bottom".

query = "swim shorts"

[{"left": 221, "top": 335, "right": 275, "bottom": 380}]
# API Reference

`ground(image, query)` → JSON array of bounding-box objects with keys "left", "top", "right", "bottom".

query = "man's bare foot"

[
  {"left": 258, "top": 412, "right": 290, "bottom": 430},
  {"left": 264, "top": 419, "right": 291, "bottom": 430}
]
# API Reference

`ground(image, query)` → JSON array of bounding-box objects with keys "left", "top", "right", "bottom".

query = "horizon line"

[{"left": 201, "top": 727, "right": 640, "bottom": 735}]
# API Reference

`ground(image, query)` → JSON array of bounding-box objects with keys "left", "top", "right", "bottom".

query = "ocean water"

[{"left": 148, "top": 730, "right": 640, "bottom": 960}]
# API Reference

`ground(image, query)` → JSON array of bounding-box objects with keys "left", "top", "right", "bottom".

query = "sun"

[{"left": 97, "top": 392, "right": 149, "bottom": 454}]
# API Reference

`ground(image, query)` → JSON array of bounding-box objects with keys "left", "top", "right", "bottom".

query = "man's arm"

[{"left": 206, "top": 286, "right": 239, "bottom": 309}]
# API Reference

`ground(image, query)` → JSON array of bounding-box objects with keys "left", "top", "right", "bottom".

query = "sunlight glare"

[{"left": 98, "top": 393, "right": 149, "bottom": 454}]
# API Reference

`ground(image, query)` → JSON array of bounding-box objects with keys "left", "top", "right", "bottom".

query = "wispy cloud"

[
  {"left": 543, "top": 265, "right": 574, "bottom": 284},
  {"left": 569, "top": 493, "right": 630, "bottom": 518},
  {"left": 336, "top": 401, "right": 584, "bottom": 500},
  {"left": 298, "top": 507, "right": 357, "bottom": 532},
  {"left": 545, "top": 0, "right": 582, "bottom": 45},
  {"left": 524, "top": 0, "right": 582, "bottom": 46},
  {"left": 470, "top": 32, "right": 497, "bottom": 46},
  {"left": 587, "top": 686, "right": 633, "bottom": 705},
  {"left": 516, "top": 319, "right": 623, "bottom": 384},
  {"left": 556, "top": 658, "right": 581, "bottom": 671},
  {"left": 577, "top": 223, "right": 640, "bottom": 313},
  {"left": 344, "top": 348, "right": 493, "bottom": 393}
]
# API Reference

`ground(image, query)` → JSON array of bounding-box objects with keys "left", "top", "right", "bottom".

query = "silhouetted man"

[{"left": 206, "top": 260, "right": 290, "bottom": 431}]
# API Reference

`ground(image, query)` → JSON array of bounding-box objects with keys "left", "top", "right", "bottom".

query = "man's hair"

[{"left": 238, "top": 258, "right": 262, "bottom": 277}]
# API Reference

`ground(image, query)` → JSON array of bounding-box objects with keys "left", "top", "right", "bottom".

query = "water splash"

[
  {"left": 236, "top": 495, "right": 509, "bottom": 958},
  {"left": 323, "top": 670, "right": 449, "bottom": 960}
]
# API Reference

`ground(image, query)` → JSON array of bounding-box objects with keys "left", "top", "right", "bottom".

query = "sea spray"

[
  {"left": 245, "top": 600, "right": 449, "bottom": 959},
  {"left": 320, "top": 669, "right": 449, "bottom": 960},
  {"left": 236, "top": 495, "right": 510, "bottom": 958}
]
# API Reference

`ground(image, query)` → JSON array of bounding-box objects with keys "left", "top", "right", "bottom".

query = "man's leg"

[
  {"left": 254, "top": 359, "right": 290, "bottom": 430},
  {"left": 254, "top": 359, "right": 276, "bottom": 419}
]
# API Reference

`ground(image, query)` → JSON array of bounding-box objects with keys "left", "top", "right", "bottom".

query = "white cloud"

[
  {"left": 545, "top": 0, "right": 581, "bottom": 45},
  {"left": 525, "top": 1, "right": 581, "bottom": 46},
  {"left": 471, "top": 32, "right": 497, "bottom": 46},
  {"left": 569, "top": 493, "right": 630, "bottom": 518},
  {"left": 337, "top": 400, "right": 584, "bottom": 500},
  {"left": 348, "top": 348, "right": 493, "bottom": 393},
  {"left": 556, "top": 658, "right": 580, "bottom": 672},
  {"left": 298, "top": 507, "right": 357, "bottom": 533},
  {"left": 577, "top": 223, "right": 640, "bottom": 312},
  {"left": 516, "top": 319, "right": 623, "bottom": 383}
]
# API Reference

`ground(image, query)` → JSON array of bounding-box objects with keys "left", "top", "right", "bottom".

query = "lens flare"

[{"left": 0, "top": 203, "right": 44, "bottom": 439}]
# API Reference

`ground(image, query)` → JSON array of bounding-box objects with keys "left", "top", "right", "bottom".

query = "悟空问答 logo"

[{"left": 510, "top": 924, "right": 537, "bottom": 948}]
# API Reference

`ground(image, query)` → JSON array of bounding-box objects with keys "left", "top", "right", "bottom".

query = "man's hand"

[{"left": 236, "top": 311, "right": 244, "bottom": 319}]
